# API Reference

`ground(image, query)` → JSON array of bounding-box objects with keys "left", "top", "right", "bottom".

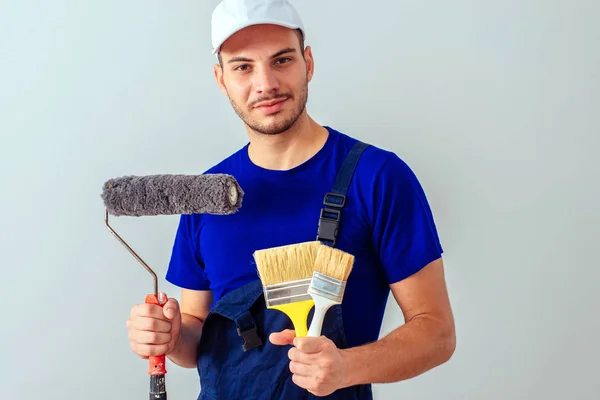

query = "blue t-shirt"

[{"left": 165, "top": 126, "right": 443, "bottom": 348}]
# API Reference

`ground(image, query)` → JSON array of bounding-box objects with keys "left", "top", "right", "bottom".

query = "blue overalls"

[{"left": 196, "top": 142, "right": 374, "bottom": 400}]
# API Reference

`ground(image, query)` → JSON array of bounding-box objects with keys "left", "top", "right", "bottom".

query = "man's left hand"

[{"left": 270, "top": 330, "right": 349, "bottom": 396}]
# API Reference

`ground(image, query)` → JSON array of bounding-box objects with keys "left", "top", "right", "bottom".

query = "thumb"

[
  {"left": 269, "top": 329, "right": 296, "bottom": 346},
  {"left": 163, "top": 298, "right": 180, "bottom": 320}
]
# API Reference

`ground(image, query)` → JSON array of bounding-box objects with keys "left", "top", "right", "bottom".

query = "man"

[{"left": 126, "top": 0, "right": 456, "bottom": 398}]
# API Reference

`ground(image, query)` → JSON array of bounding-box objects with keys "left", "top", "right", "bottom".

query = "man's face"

[{"left": 214, "top": 24, "right": 314, "bottom": 135}]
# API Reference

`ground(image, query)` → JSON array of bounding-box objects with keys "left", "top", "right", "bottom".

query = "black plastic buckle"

[
  {"left": 237, "top": 325, "right": 262, "bottom": 352},
  {"left": 316, "top": 207, "right": 341, "bottom": 246},
  {"left": 323, "top": 192, "right": 346, "bottom": 208}
]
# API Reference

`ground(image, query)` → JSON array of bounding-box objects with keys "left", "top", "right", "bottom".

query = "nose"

[{"left": 253, "top": 64, "right": 280, "bottom": 95}]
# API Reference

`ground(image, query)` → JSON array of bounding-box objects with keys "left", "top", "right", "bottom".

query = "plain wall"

[{"left": 1, "top": 0, "right": 599, "bottom": 399}]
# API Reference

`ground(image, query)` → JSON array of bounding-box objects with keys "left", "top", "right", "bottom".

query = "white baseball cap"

[{"left": 211, "top": 0, "right": 305, "bottom": 55}]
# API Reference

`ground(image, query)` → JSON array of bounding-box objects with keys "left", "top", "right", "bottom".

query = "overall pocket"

[
  {"left": 196, "top": 279, "right": 372, "bottom": 400},
  {"left": 196, "top": 279, "right": 298, "bottom": 399}
]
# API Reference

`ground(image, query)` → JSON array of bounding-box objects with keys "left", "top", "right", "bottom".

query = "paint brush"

[
  {"left": 307, "top": 245, "right": 355, "bottom": 337},
  {"left": 253, "top": 241, "right": 321, "bottom": 337}
]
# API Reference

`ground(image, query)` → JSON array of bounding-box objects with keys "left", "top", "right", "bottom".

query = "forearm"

[
  {"left": 167, "top": 313, "right": 204, "bottom": 368},
  {"left": 342, "top": 315, "right": 456, "bottom": 386}
]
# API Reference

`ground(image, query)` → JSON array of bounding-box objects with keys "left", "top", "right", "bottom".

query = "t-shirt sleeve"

[
  {"left": 371, "top": 153, "right": 443, "bottom": 284},
  {"left": 165, "top": 214, "right": 211, "bottom": 290}
]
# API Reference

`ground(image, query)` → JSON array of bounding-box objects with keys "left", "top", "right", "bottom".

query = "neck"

[{"left": 246, "top": 111, "right": 329, "bottom": 171}]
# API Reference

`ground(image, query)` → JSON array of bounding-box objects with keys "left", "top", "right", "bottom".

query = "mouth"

[{"left": 253, "top": 97, "right": 289, "bottom": 115}]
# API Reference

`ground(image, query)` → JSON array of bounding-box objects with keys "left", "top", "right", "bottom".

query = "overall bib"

[{"left": 196, "top": 142, "right": 373, "bottom": 400}]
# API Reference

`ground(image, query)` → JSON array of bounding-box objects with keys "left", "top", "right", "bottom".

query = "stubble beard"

[{"left": 226, "top": 80, "right": 309, "bottom": 136}]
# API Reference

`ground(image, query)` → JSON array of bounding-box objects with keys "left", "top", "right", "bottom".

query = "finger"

[
  {"left": 291, "top": 373, "right": 314, "bottom": 391},
  {"left": 131, "top": 317, "right": 171, "bottom": 333},
  {"left": 293, "top": 336, "right": 328, "bottom": 354},
  {"left": 288, "top": 346, "right": 316, "bottom": 364},
  {"left": 132, "top": 303, "right": 168, "bottom": 319},
  {"left": 158, "top": 292, "right": 168, "bottom": 305},
  {"left": 131, "top": 343, "right": 170, "bottom": 358},
  {"left": 168, "top": 330, "right": 180, "bottom": 353},
  {"left": 163, "top": 298, "right": 180, "bottom": 320},
  {"left": 269, "top": 329, "right": 296, "bottom": 346},
  {"left": 289, "top": 361, "right": 314, "bottom": 377},
  {"left": 130, "top": 330, "right": 171, "bottom": 345}
]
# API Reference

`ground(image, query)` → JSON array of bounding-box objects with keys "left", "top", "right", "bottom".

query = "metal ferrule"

[
  {"left": 307, "top": 272, "right": 346, "bottom": 303},
  {"left": 263, "top": 278, "right": 312, "bottom": 306},
  {"left": 308, "top": 271, "right": 346, "bottom": 303}
]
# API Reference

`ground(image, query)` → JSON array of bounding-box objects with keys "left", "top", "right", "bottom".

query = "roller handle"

[{"left": 145, "top": 293, "right": 167, "bottom": 400}]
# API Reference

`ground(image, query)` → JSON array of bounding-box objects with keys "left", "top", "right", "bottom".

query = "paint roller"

[{"left": 101, "top": 173, "right": 243, "bottom": 400}]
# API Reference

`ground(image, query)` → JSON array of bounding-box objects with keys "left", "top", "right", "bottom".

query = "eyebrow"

[{"left": 227, "top": 48, "right": 297, "bottom": 64}]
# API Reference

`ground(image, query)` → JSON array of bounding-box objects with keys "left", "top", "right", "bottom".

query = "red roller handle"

[{"left": 145, "top": 293, "right": 167, "bottom": 376}]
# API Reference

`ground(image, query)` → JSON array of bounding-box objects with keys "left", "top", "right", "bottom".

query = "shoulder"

[
  {"left": 201, "top": 144, "right": 249, "bottom": 175},
  {"left": 327, "top": 126, "right": 416, "bottom": 185}
]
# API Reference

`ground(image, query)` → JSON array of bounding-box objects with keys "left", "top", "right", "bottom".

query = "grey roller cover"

[{"left": 101, "top": 174, "right": 243, "bottom": 216}]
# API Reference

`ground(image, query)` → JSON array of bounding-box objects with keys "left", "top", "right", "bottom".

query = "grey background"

[{"left": 1, "top": 0, "right": 599, "bottom": 399}]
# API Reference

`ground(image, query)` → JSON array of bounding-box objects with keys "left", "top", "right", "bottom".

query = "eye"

[
  {"left": 234, "top": 64, "right": 250, "bottom": 71},
  {"left": 275, "top": 57, "right": 292, "bottom": 65}
]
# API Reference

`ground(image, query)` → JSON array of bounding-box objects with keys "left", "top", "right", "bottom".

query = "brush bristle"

[
  {"left": 253, "top": 241, "right": 321, "bottom": 286},
  {"left": 314, "top": 246, "right": 355, "bottom": 281}
]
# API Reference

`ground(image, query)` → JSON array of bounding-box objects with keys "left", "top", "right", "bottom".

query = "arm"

[
  {"left": 339, "top": 153, "right": 455, "bottom": 384},
  {"left": 341, "top": 257, "right": 455, "bottom": 385},
  {"left": 167, "top": 288, "right": 213, "bottom": 368}
]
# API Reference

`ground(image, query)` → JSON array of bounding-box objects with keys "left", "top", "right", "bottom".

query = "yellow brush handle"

[
  {"left": 271, "top": 299, "right": 314, "bottom": 337},
  {"left": 272, "top": 299, "right": 315, "bottom": 394}
]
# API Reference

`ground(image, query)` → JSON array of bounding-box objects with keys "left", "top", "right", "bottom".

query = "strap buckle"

[
  {"left": 316, "top": 207, "right": 341, "bottom": 246},
  {"left": 236, "top": 325, "right": 262, "bottom": 352}
]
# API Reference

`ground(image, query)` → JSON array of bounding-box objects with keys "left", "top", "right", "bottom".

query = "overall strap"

[{"left": 317, "top": 141, "right": 370, "bottom": 247}]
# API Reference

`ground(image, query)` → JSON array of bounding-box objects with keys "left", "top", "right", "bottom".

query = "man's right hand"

[{"left": 126, "top": 295, "right": 182, "bottom": 359}]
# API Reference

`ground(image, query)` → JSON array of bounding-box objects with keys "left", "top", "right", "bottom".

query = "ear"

[
  {"left": 213, "top": 62, "right": 228, "bottom": 96},
  {"left": 304, "top": 46, "right": 315, "bottom": 83}
]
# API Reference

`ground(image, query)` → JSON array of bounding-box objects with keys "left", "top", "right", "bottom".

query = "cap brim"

[{"left": 212, "top": 19, "right": 303, "bottom": 55}]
